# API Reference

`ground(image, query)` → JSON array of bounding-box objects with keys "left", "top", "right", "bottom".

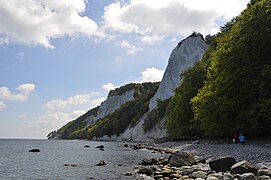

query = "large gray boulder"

[
  {"left": 209, "top": 157, "right": 237, "bottom": 172},
  {"left": 169, "top": 151, "right": 196, "bottom": 167},
  {"left": 231, "top": 160, "right": 258, "bottom": 175}
]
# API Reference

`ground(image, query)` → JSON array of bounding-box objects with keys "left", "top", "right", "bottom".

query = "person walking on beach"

[
  {"left": 233, "top": 132, "right": 238, "bottom": 144},
  {"left": 239, "top": 133, "right": 246, "bottom": 146}
]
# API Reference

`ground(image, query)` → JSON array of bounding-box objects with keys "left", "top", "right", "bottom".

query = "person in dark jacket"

[{"left": 239, "top": 133, "right": 246, "bottom": 146}]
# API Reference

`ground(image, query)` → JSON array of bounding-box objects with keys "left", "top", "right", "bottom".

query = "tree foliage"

[{"left": 192, "top": 0, "right": 271, "bottom": 136}]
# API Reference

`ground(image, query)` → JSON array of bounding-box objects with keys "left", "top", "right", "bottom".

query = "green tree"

[{"left": 192, "top": 0, "right": 271, "bottom": 136}]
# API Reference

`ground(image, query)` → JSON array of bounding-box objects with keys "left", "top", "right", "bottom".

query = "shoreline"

[{"left": 125, "top": 140, "right": 271, "bottom": 179}]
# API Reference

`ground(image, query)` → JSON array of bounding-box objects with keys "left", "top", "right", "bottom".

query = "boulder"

[
  {"left": 124, "top": 144, "right": 129, "bottom": 147},
  {"left": 191, "top": 171, "right": 208, "bottom": 179},
  {"left": 95, "top": 145, "right": 104, "bottom": 148},
  {"left": 231, "top": 161, "right": 258, "bottom": 175},
  {"left": 84, "top": 145, "right": 91, "bottom": 148},
  {"left": 124, "top": 172, "right": 132, "bottom": 176},
  {"left": 258, "top": 175, "right": 271, "bottom": 180},
  {"left": 169, "top": 151, "right": 196, "bottom": 167},
  {"left": 240, "top": 173, "right": 256, "bottom": 180},
  {"left": 207, "top": 176, "right": 219, "bottom": 180},
  {"left": 209, "top": 157, "right": 236, "bottom": 172},
  {"left": 218, "top": 174, "right": 234, "bottom": 180},
  {"left": 64, "top": 164, "right": 77, "bottom": 167},
  {"left": 138, "top": 167, "right": 156, "bottom": 176},
  {"left": 96, "top": 160, "right": 106, "bottom": 166},
  {"left": 29, "top": 149, "right": 40, "bottom": 152},
  {"left": 141, "top": 158, "right": 158, "bottom": 165},
  {"left": 160, "top": 169, "right": 175, "bottom": 177},
  {"left": 258, "top": 169, "right": 271, "bottom": 177}
]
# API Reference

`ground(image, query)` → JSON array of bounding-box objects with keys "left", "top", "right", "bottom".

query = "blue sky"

[{"left": 0, "top": 0, "right": 249, "bottom": 139}]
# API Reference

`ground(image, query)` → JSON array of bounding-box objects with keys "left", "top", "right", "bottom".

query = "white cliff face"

[
  {"left": 86, "top": 89, "right": 135, "bottom": 125},
  {"left": 149, "top": 36, "right": 208, "bottom": 110},
  {"left": 119, "top": 113, "right": 167, "bottom": 142}
]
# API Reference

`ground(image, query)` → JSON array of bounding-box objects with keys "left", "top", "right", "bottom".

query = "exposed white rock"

[
  {"left": 86, "top": 89, "right": 135, "bottom": 125},
  {"left": 119, "top": 112, "right": 168, "bottom": 141},
  {"left": 149, "top": 36, "right": 208, "bottom": 110}
]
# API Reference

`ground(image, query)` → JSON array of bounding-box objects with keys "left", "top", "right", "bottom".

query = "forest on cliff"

[{"left": 166, "top": 0, "right": 271, "bottom": 138}]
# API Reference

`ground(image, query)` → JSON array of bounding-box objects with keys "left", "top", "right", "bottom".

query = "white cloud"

[
  {"left": 0, "top": 100, "right": 6, "bottom": 110},
  {"left": 102, "top": 0, "right": 249, "bottom": 37},
  {"left": 0, "top": 0, "right": 98, "bottom": 48},
  {"left": 102, "top": 83, "right": 118, "bottom": 92},
  {"left": 118, "top": 40, "right": 143, "bottom": 55},
  {"left": 141, "top": 34, "right": 164, "bottom": 44},
  {"left": 0, "top": 36, "right": 9, "bottom": 45},
  {"left": 39, "top": 110, "right": 86, "bottom": 124},
  {"left": 16, "top": 83, "right": 35, "bottom": 95},
  {"left": 139, "top": 67, "right": 164, "bottom": 82},
  {"left": 16, "top": 52, "right": 25, "bottom": 60},
  {"left": 46, "top": 93, "right": 104, "bottom": 110},
  {"left": 0, "top": 83, "right": 35, "bottom": 102},
  {"left": 18, "top": 113, "right": 28, "bottom": 118}
]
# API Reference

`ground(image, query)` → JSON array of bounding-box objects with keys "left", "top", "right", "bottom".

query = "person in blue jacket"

[{"left": 239, "top": 133, "right": 246, "bottom": 146}]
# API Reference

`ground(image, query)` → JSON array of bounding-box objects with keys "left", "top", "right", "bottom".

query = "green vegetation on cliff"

[
  {"left": 87, "top": 86, "right": 158, "bottom": 139},
  {"left": 56, "top": 106, "right": 99, "bottom": 139},
  {"left": 167, "top": 0, "right": 271, "bottom": 138},
  {"left": 52, "top": 82, "right": 159, "bottom": 139}
]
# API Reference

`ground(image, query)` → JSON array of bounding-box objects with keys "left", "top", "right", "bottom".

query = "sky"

[{"left": 0, "top": 0, "right": 249, "bottom": 139}]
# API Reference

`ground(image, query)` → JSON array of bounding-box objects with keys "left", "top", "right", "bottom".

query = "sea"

[{"left": 0, "top": 139, "right": 164, "bottom": 180}]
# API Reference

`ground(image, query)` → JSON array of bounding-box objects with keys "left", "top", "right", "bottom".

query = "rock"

[
  {"left": 96, "top": 160, "right": 106, "bottom": 166},
  {"left": 207, "top": 176, "right": 219, "bottom": 180},
  {"left": 195, "top": 178, "right": 205, "bottom": 180},
  {"left": 210, "top": 156, "right": 237, "bottom": 172},
  {"left": 233, "top": 174, "right": 242, "bottom": 180},
  {"left": 209, "top": 172, "right": 223, "bottom": 177},
  {"left": 29, "top": 149, "right": 40, "bottom": 152},
  {"left": 64, "top": 164, "right": 77, "bottom": 167},
  {"left": 124, "top": 172, "right": 132, "bottom": 176},
  {"left": 258, "top": 169, "right": 271, "bottom": 177},
  {"left": 169, "top": 151, "right": 196, "bottom": 167},
  {"left": 181, "top": 168, "right": 195, "bottom": 176},
  {"left": 231, "top": 160, "right": 258, "bottom": 175},
  {"left": 138, "top": 167, "right": 156, "bottom": 176},
  {"left": 153, "top": 174, "right": 163, "bottom": 179},
  {"left": 218, "top": 174, "right": 234, "bottom": 180},
  {"left": 258, "top": 175, "right": 271, "bottom": 180},
  {"left": 141, "top": 158, "right": 158, "bottom": 165},
  {"left": 124, "top": 144, "right": 129, "bottom": 147},
  {"left": 159, "top": 159, "right": 169, "bottom": 165},
  {"left": 84, "top": 145, "right": 91, "bottom": 148},
  {"left": 170, "top": 174, "right": 182, "bottom": 179},
  {"left": 160, "top": 169, "right": 175, "bottom": 176},
  {"left": 95, "top": 145, "right": 104, "bottom": 148},
  {"left": 132, "top": 144, "right": 143, "bottom": 149},
  {"left": 241, "top": 173, "right": 256, "bottom": 180},
  {"left": 196, "top": 157, "right": 207, "bottom": 164},
  {"left": 191, "top": 170, "right": 208, "bottom": 179},
  {"left": 118, "top": 164, "right": 122, "bottom": 166}
]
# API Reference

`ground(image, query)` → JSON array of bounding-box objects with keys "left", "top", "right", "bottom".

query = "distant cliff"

[
  {"left": 48, "top": 82, "right": 159, "bottom": 140},
  {"left": 48, "top": 34, "right": 208, "bottom": 141}
]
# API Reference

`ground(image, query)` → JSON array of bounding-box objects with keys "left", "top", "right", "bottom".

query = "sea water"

[{"left": 0, "top": 139, "right": 162, "bottom": 179}]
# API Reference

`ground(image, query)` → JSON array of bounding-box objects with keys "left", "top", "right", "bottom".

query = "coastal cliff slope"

[{"left": 149, "top": 35, "right": 208, "bottom": 110}]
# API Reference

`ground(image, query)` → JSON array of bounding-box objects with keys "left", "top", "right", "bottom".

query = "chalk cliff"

[
  {"left": 149, "top": 35, "right": 208, "bottom": 110},
  {"left": 86, "top": 89, "right": 135, "bottom": 125}
]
